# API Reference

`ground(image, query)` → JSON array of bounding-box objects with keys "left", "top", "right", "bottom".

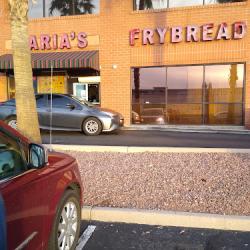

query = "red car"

[{"left": 0, "top": 121, "right": 83, "bottom": 250}]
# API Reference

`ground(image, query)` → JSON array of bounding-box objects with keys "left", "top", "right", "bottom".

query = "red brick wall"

[{"left": 0, "top": 0, "right": 249, "bottom": 128}]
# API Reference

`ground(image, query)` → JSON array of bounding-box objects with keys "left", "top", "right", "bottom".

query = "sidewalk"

[
  {"left": 123, "top": 125, "right": 250, "bottom": 135},
  {"left": 50, "top": 144, "right": 250, "bottom": 153}
]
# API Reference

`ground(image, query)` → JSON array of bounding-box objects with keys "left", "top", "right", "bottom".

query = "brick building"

[{"left": 0, "top": 0, "right": 249, "bottom": 128}]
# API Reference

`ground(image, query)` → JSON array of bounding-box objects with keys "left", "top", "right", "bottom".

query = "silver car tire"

[
  {"left": 48, "top": 190, "right": 81, "bottom": 250},
  {"left": 82, "top": 117, "right": 102, "bottom": 136},
  {"left": 5, "top": 116, "right": 17, "bottom": 130}
]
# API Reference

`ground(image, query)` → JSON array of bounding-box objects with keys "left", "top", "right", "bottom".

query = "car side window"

[
  {"left": 36, "top": 95, "right": 46, "bottom": 108},
  {"left": 49, "top": 95, "right": 69, "bottom": 108},
  {"left": 5, "top": 99, "right": 15, "bottom": 106},
  {"left": 0, "top": 132, "right": 27, "bottom": 181},
  {"left": 48, "top": 95, "right": 81, "bottom": 110}
]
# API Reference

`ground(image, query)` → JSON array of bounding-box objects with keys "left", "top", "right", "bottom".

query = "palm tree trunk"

[{"left": 8, "top": 0, "right": 41, "bottom": 143}]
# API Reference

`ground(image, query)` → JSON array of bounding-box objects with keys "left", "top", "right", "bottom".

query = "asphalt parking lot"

[
  {"left": 77, "top": 221, "right": 250, "bottom": 250},
  {"left": 42, "top": 130, "right": 250, "bottom": 148}
]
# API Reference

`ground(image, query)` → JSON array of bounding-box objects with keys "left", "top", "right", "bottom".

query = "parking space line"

[{"left": 76, "top": 225, "right": 96, "bottom": 250}]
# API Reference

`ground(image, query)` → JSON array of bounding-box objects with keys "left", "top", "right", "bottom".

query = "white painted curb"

[
  {"left": 81, "top": 206, "right": 250, "bottom": 232},
  {"left": 46, "top": 144, "right": 250, "bottom": 154}
]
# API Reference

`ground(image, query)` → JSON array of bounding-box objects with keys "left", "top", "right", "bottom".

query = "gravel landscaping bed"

[{"left": 63, "top": 151, "right": 250, "bottom": 216}]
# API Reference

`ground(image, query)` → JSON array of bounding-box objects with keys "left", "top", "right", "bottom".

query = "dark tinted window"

[
  {"left": 36, "top": 95, "right": 46, "bottom": 107},
  {"left": 0, "top": 132, "right": 26, "bottom": 180},
  {"left": 5, "top": 99, "right": 15, "bottom": 106},
  {"left": 48, "top": 95, "right": 80, "bottom": 109},
  {"left": 49, "top": 95, "right": 69, "bottom": 108}
]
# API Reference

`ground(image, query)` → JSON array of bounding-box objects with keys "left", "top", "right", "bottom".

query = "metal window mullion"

[
  {"left": 242, "top": 63, "right": 246, "bottom": 125},
  {"left": 165, "top": 66, "right": 168, "bottom": 113},
  {"left": 202, "top": 65, "right": 206, "bottom": 124},
  {"left": 43, "top": 0, "right": 46, "bottom": 17}
]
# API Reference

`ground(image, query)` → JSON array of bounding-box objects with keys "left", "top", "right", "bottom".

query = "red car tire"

[{"left": 48, "top": 189, "right": 81, "bottom": 250}]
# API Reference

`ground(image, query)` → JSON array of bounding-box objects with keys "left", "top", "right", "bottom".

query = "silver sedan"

[{"left": 0, "top": 94, "right": 124, "bottom": 136}]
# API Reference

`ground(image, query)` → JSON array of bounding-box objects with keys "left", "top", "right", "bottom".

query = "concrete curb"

[
  {"left": 122, "top": 126, "right": 250, "bottom": 135},
  {"left": 81, "top": 206, "right": 250, "bottom": 232},
  {"left": 46, "top": 144, "right": 250, "bottom": 154}
]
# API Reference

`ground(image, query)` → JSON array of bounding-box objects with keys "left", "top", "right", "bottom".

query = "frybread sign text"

[{"left": 129, "top": 21, "right": 247, "bottom": 45}]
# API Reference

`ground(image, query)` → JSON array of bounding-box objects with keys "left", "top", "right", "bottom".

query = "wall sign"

[
  {"left": 30, "top": 32, "right": 88, "bottom": 50},
  {"left": 129, "top": 21, "right": 247, "bottom": 46}
]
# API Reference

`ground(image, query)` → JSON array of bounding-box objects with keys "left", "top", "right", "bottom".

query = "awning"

[{"left": 0, "top": 51, "right": 99, "bottom": 71}]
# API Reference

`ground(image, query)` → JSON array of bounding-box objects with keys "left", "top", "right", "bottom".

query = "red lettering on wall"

[
  {"left": 129, "top": 29, "right": 140, "bottom": 46},
  {"left": 216, "top": 23, "right": 230, "bottom": 40},
  {"left": 171, "top": 27, "right": 183, "bottom": 43},
  {"left": 40, "top": 35, "right": 51, "bottom": 50},
  {"left": 186, "top": 25, "right": 199, "bottom": 42},
  {"left": 52, "top": 34, "right": 58, "bottom": 49},
  {"left": 156, "top": 28, "right": 167, "bottom": 44},
  {"left": 233, "top": 21, "right": 247, "bottom": 39},
  {"left": 143, "top": 29, "right": 154, "bottom": 45},
  {"left": 29, "top": 35, "right": 39, "bottom": 50},
  {"left": 78, "top": 32, "right": 88, "bottom": 48},
  {"left": 202, "top": 23, "right": 214, "bottom": 41},
  {"left": 59, "top": 34, "right": 71, "bottom": 49}
]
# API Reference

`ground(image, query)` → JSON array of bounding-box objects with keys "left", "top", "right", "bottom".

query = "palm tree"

[
  {"left": 49, "top": 0, "right": 95, "bottom": 16},
  {"left": 8, "top": 0, "right": 41, "bottom": 143},
  {"left": 138, "top": 0, "right": 153, "bottom": 10}
]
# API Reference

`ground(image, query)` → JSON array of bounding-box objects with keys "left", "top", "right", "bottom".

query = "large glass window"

[
  {"left": 167, "top": 66, "right": 203, "bottom": 124},
  {"left": 29, "top": 0, "right": 99, "bottom": 18},
  {"left": 132, "top": 67, "right": 167, "bottom": 125},
  {"left": 204, "top": 64, "right": 244, "bottom": 103},
  {"left": 205, "top": 0, "right": 245, "bottom": 4},
  {"left": 169, "top": 0, "right": 203, "bottom": 8},
  {"left": 134, "top": 0, "right": 167, "bottom": 10},
  {"left": 134, "top": 0, "right": 245, "bottom": 10},
  {"left": 204, "top": 64, "right": 244, "bottom": 125},
  {"left": 132, "top": 63, "right": 244, "bottom": 125},
  {"left": 28, "top": 0, "right": 44, "bottom": 18}
]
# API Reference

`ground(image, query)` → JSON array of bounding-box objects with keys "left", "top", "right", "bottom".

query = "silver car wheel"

[
  {"left": 85, "top": 120, "right": 99, "bottom": 134},
  {"left": 57, "top": 201, "right": 78, "bottom": 250},
  {"left": 8, "top": 119, "right": 17, "bottom": 130}
]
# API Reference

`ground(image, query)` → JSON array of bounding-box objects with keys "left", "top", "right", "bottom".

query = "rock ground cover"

[{"left": 64, "top": 151, "right": 250, "bottom": 216}]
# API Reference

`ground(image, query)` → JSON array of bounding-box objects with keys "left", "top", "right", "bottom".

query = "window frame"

[
  {"left": 133, "top": 0, "right": 246, "bottom": 11},
  {"left": 29, "top": 0, "right": 100, "bottom": 19}
]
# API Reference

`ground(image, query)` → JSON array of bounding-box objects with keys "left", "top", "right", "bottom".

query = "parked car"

[
  {"left": 0, "top": 94, "right": 124, "bottom": 136},
  {"left": 0, "top": 193, "right": 7, "bottom": 250},
  {"left": 0, "top": 120, "right": 83, "bottom": 250},
  {"left": 140, "top": 108, "right": 167, "bottom": 125},
  {"left": 131, "top": 110, "right": 141, "bottom": 124}
]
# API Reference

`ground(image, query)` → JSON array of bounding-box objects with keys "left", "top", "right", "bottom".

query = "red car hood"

[{"left": 47, "top": 151, "right": 76, "bottom": 169}]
